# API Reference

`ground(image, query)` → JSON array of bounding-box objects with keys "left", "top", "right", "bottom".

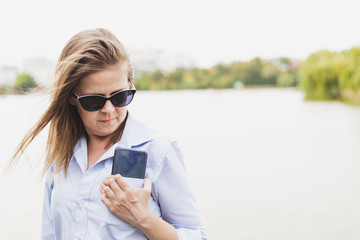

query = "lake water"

[{"left": 1, "top": 88, "right": 360, "bottom": 239}]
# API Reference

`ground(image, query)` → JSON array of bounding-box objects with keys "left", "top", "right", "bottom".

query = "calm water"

[{"left": 1, "top": 88, "right": 360, "bottom": 239}]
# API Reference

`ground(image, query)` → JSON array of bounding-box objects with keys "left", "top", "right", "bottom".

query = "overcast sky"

[{"left": 1, "top": 0, "right": 359, "bottom": 68}]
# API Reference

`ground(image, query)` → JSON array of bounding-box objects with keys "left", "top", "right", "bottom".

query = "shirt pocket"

[
  {"left": 99, "top": 206, "right": 143, "bottom": 238},
  {"left": 124, "top": 177, "right": 144, "bottom": 188}
]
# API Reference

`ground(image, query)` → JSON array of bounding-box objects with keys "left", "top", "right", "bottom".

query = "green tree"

[
  {"left": 261, "top": 62, "right": 280, "bottom": 85},
  {"left": 162, "top": 68, "right": 185, "bottom": 89},
  {"left": 299, "top": 50, "right": 344, "bottom": 100},
  {"left": 228, "top": 61, "right": 245, "bottom": 85},
  {"left": 242, "top": 58, "right": 262, "bottom": 85},
  {"left": 14, "top": 73, "right": 37, "bottom": 92},
  {"left": 213, "top": 63, "right": 230, "bottom": 76},
  {"left": 277, "top": 72, "right": 295, "bottom": 87},
  {"left": 208, "top": 64, "right": 233, "bottom": 88},
  {"left": 0, "top": 85, "right": 6, "bottom": 95},
  {"left": 189, "top": 67, "right": 212, "bottom": 89},
  {"left": 338, "top": 47, "right": 360, "bottom": 103},
  {"left": 134, "top": 74, "right": 149, "bottom": 90},
  {"left": 148, "top": 70, "right": 165, "bottom": 89},
  {"left": 135, "top": 70, "right": 165, "bottom": 90},
  {"left": 229, "top": 59, "right": 262, "bottom": 86}
]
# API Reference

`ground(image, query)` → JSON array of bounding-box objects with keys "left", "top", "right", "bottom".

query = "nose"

[{"left": 100, "top": 99, "right": 115, "bottom": 113}]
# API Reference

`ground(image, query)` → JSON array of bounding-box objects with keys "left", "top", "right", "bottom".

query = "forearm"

[{"left": 136, "top": 212, "right": 178, "bottom": 240}]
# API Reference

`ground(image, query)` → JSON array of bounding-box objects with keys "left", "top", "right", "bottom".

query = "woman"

[{"left": 11, "top": 28, "right": 206, "bottom": 239}]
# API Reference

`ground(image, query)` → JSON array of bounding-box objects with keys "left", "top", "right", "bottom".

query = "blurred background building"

[
  {"left": 128, "top": 48, "right": 195, "bottom": 77},
  {"left": 22, "top": 58, "right": 56, "bottom": 86},
  {"left": 0, "top": 66, "right": 17, "bottom": 86}
]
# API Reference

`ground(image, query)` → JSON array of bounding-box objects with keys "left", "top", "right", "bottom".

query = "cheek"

[
  {"left": 77, "top": 105, "right": 96, "bottom": 126},
  {"left": 116, "top": 108, "right": 128, "bottom": 121}
]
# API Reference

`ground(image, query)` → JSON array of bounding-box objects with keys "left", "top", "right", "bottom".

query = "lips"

[{"left": 101, "top": 118, "right": 115, "bottom": 124}]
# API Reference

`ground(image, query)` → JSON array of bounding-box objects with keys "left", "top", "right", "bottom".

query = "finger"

[
  {"left": 100, "top": 183, "right": 116, "bottom": 199},
  {"left": 100, "top": 192, "right": 112, "bottom": 207},
  {"left": 103, "top": 178, "right": 123, "bottom": 196},
  {"left": 143, "top": 178, "right": 152, "bottom": 193},
  {"left": 113, "top": 174, "right": 131, "bottom": 192}
]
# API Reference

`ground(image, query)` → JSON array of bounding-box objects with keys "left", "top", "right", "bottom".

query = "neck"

[
  {"left": 87, "top": 134, "right": 112, "bottom": 150},
  {"left": 86, "top": 135, "right": 112, "bottom": 169},
  {"left": 85, "top": 112, "right": 128, "bottom": 169}
]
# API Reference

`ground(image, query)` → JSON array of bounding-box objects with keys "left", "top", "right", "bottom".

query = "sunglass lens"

[
  {"left": 111, "top": 90, "right": 135, "bottom": 107},
  {"left": 79, "top": 96, "right": 106, "bottom": 111}
]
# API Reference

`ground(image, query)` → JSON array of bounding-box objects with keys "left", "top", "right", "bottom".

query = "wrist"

[
  {"left": 135, "top": 210, "right": 178, "bottom": 240},
  {"left": 134, "top": 209, "right": 157, "bottom": 230}
]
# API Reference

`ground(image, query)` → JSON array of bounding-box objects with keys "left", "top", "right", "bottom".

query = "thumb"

[{"left": 143, "top": 178, "right": 152, "bottom": 193}]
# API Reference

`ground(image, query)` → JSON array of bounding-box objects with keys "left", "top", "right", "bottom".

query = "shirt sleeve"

[
  {"left": 152, "top": 141, "right": 207, "bottom": 240},
  {"left": 41, "top": 166, "right": 55, "bottom": 240}
]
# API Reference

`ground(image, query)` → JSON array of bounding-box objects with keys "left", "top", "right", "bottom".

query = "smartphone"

[{"left": 112, "top": 147, "right": 147, "bottom": 179}]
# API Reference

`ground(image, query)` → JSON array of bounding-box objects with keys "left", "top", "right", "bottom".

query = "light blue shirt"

[{"left": 41, "top": 113, "right": 207, "bottom": 239}]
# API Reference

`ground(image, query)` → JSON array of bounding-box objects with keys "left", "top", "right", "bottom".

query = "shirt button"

[{"left": 78, "top": 199, "right": 84, "bottom": 209}]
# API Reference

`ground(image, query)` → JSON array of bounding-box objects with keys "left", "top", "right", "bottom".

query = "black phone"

[{"left": 112, "top": 147, "right": 147, "bottom": 179}]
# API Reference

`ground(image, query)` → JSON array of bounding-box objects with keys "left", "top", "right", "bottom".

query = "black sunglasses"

[{"left": 72, "top": 89, "right": 136, "bottom": 112}]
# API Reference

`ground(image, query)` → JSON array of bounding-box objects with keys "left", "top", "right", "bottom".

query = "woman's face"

[{"left": 73, "top": 62, "right": 131, "bottom": 140}]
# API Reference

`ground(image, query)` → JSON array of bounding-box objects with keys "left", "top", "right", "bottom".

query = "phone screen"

[{"left": 112, "top": 147, "right": 147, "bottom": 179}]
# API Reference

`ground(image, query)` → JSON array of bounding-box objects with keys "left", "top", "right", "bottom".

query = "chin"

[{"left": 104, "top": 125, "right": 122, "bottom": 136}]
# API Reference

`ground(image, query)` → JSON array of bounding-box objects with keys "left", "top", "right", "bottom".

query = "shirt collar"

[{"left": 118, "top": 112, "right": 156, "bottom": 148}]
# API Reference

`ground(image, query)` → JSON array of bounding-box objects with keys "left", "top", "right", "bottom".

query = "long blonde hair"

[{"left": 9, "top": 28, "right": 134, "bottom": 176}]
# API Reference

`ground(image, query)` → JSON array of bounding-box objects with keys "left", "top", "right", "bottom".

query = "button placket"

[{"left": 73, "top": 172, "right": 93, "bottom": 238}]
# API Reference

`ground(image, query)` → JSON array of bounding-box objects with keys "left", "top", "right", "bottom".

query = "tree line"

[
  {"left": 135, "top": 57, "right": 299, "bottom": 90},
  {"left": 2, "top": 58, "right": 298, "bottom": 94},
  {"left": 2, "top": 47, "right": 360, "bottom": 105}
]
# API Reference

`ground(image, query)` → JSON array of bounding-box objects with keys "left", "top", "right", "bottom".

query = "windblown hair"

[{"left": 9, "top": 28, "right": 134, "bottom": 176}]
